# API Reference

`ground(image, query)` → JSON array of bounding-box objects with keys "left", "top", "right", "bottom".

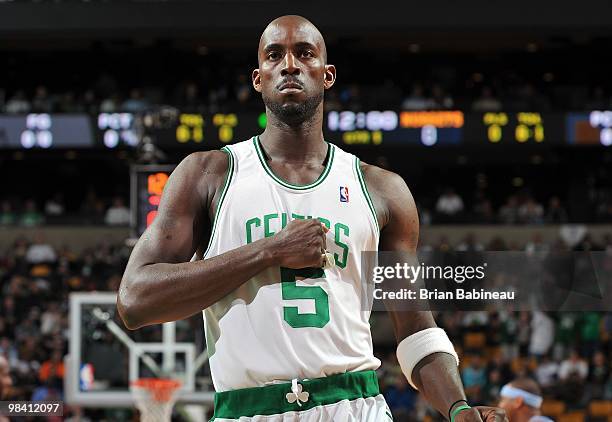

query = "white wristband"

[{"left": 396, "top": 327, "right": 459, "bottom": 390}]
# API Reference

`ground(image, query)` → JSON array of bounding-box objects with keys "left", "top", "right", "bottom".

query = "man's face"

[
  {"left": 498, "top": 397, "right": 534, "bottom": 422},
  {"left": 253, "top": 17, "right": 335, "bottom": 125}
]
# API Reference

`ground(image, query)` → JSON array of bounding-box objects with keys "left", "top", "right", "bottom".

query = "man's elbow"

[{"left": 116, "top": 282, "right": 146, "bottom": 330}]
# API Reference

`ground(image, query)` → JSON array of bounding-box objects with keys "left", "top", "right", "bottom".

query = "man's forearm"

[
  {"left": 118, "top": 236, "right": 277, "bottom": 329},
  {"left": 412, "top": 352, "right": 467, "bottom": 419}
]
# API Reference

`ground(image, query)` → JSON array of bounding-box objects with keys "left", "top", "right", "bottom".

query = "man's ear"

[
  {"left": 513, "top": 397, "right": 524, "bottom": 409},
  {"left": 324, "top": 64, "right": 336, "bottom": 90},
  {"left": 252, "top": 69, "right": 262, "bottom": 93}
]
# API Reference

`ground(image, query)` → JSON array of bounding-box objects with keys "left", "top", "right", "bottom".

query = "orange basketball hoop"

[{"left": 130, "top": 378, "right": 181, "bottom": 422}]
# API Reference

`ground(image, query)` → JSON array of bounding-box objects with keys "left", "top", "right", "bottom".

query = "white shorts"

[{"left": 210, "top": 371, "right": 393, "bottom": 422}]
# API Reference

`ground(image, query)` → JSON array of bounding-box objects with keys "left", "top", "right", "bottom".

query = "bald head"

[
  {"left": 258, "top": 15, "right": 327, "bottom": 64},
  {"left": 509, "top": 378, "right": 542, "bottom": 398}
]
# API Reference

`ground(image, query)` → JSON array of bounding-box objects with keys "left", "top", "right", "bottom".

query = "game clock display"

[{"left": 1, "top": 110, "right": 610, "bottom": 149}]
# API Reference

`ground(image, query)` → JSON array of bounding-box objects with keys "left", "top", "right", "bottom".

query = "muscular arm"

[
  {"left": 362, "top": 163, "right": 470, "bottom": 419},
  {"left": 117, "top": 151, "right": 276, "bottom": 329},
  {"left": 118, "top": 151, "right": 329, "bottom": 330}
]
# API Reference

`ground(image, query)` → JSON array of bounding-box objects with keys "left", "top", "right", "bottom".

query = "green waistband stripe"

[{"left": 211, "top": 370, "right": 380, "bottom": 420}]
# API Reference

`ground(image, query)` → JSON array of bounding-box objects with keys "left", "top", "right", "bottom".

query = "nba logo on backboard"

[{"left": 340, "top": 186, "right": 349, "bottom": 202}]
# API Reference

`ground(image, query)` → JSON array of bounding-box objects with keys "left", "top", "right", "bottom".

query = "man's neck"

[{"left": 258, "top": 108, "right": 327, "bottom": 164}]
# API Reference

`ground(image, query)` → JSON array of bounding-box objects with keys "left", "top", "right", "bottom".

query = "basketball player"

[
  {"left": 118, "top": 15, "right": 507, "bottom": 421},
  {"left": 498, "top": 379, "right": 552, "bottom": 422}
]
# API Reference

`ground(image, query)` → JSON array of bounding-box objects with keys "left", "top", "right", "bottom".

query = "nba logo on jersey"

[{"left": 339, "top": 186, "right": 349, "bottom": 203}]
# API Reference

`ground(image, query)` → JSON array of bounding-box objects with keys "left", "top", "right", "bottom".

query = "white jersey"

[{"left": 203, "top": 136, "right": 381, "bottom": 392}]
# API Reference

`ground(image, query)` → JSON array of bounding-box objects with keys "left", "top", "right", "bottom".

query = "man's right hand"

[{"left": 268, "top": 219, "right": 329, "bottom": 269}]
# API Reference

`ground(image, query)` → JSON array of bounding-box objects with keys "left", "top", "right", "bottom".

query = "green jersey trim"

[
  {"left": 211, "top": 370, "right": 380, "bottom": 420},
  {"left": 355, "top": 158, "right": 380, "bottom": 232},
  {"left": 203, "top": 146, "right": 235, "bottom": 258},
  {"left": 253, "top": 136, "right": 335, "bottom": 191}
]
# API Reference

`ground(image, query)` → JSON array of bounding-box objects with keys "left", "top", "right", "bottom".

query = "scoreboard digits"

[
  {"left": 176, "top": 113, "right": 204, "bottom": 143},
  {"left": 213, "top": 113, "right": 238, "bottom": 143},
  {"left": 21, "top": 114, "right": 53, "bottom": 149},
  {"left": 2, "top": 110, "right": 612, "bottom": 149},
  {"left": 482, "top": 112, "right": 544, "bottom": 144}
]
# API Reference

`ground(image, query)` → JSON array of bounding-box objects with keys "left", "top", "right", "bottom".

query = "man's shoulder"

[
  {"left": 359, "top": 160, "right": 407, "bottom": 193},
  {"left": 176, "top": 150, "right": 230, "bottom": 180}
]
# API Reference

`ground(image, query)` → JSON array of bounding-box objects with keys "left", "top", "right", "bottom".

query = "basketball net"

[{"left": 131, "top": 378, "right": 181, "bottom": 422}]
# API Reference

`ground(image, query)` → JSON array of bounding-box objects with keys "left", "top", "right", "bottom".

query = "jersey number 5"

[{"left": 281, "top": 267, "right": 329, "bottom": 328}]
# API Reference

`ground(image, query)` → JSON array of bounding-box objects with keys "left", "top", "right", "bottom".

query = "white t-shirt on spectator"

[
  {"left": 529, "top": 311, "right": 554, "bottom": 355},
  {"left": 535, "top": 361, "right": 559, "bottom": 387},
  {"left": 558, "top": 359, "right": 588, "bottom": 381},
  {"left": 25, "top": 244, "right": 57, "bottom": 264},
  {"left": 105, "top": 206, "right": 131, "bottom": 225},
  {"left": 436, "top": 194, "right": 464, "bottom": 215}
]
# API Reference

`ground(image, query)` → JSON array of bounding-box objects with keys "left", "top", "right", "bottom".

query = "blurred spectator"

[
  {"left": 525, "top": 233, "right": 549, "bottom": 254},
  {"left": 435, "top": 188, "right": 464, "bottom": 222},
  {"left": 430, "top": 84, "right": 454, "bottom": 109},
  {"left": 339, "top": 84, "right": 363, "bottom": 111},
  {"left": 0, "top": 201, "right": 16, "bottom": 225},
  {"left": 121, "top": 88, "right": 148, "bottom": 112},
  {"left": 558, "top": 349, "right": 588, "bottom": 405},
  {"left": 176, "top": 81, "right": 202, "bottom": 111},
  {"left": 471, "top": 86, "right": 502, "bottom": 112},
  {"left": 559, "top": 349, "right": 589, "bottom": 382},
  {"left": 324, "top": 90, "right": 342, "bottom": 112},
  {"left": 579, "top": 312, "right": 601, "bottom": 357},
  {"left": 518, "top": 197, "right": 544, "bottom": 224},
  {"left": 545, "top": 197, "right": 568, "bottom": 224},
  {"left": 385, "top": 374, "right": 416, "bottom": 421},
  {"left": 235, "top": 74, "right": 252, "bottom": 106},
  {"left": 582, "top": 350, "right": 610, "bottom": 402},
  {"left": 25, "top": 234, "right": 57, "bottom": 264},
  {"left": 585, "top": 86, "right": 611, "bottom": 110},
  {"left": 31, "top": 379, "right": 62, "bottom": 401},
  {"left": 40, "top": 302, "right": 61, "bottom": 336},
  {"left": 5, "top": 90, "right": 30, "bottom": 114},
  {"left": 44, "top": 194, "right": 65, "bottom": 218},
  {"left": 38, "top": 350, "right": 65, "bottom": 385},
  {"left": 517, "top": 312, "right": 531, "bottom": 357},
  {"left": 81, "top": 89, "right": 98, "bottom": 115},
  {"left": 473, "top": 195, "right": 495, "bottom": 224},
  {"left": 456, "top": 233, "right": 484, "bottom": 252},
  {"left": 99, "top": 93, "right": 120, "bottom": 113},
  {"left": 483, "top": 369, "right": 503, "bottom": 404},
  {"left": 534, "top": 354, "right": 559, "bottom": 394},
  {"left": 104, "top": 197, "right": 130, "bottom": 226},
  {"left": 80, "top": 190, "right": 106, "bottom": 225},
  {"left": 31, "top": 85, "right": 53, "bottom": 113},
  {"left": 462, "top": 355, "right": 487, "bottom": 403},
  {"left": 529, "top": 312, "right": 554, "bottom": 358},
  {"left": 57, "top": 91, "right": 79, "bottom": 113},
  {"left": 20, "top": 200, "right": 44, "bottom": 227},
  {"left": 498, "top": 196, "right": 519, "bottom": 224},
  {"left": 401, "top": 84, "right": 433, "bottom": 110}
]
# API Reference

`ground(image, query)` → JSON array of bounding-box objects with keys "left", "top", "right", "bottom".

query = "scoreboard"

[
  {"left": 566, "top": 111, "right": 612, "bottom": 146},
  {"left": 130, "top": 165, "right": 175, "bottom": 237},
  {"left": 1, "top": 110, "right": 610, "bottom": 149}
]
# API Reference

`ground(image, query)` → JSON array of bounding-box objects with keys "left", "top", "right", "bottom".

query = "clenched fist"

[
  {"left": 268, "top": 218, "right": 329, "bottom": 269},
  {"left": 454, "top": 406, "right": 509, "bottom": 422}
]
